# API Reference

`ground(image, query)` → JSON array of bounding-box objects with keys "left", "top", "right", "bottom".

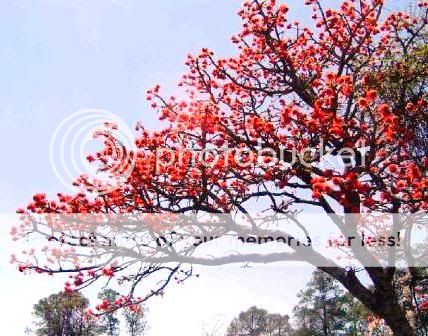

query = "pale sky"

[{"left": 0, "top": 0, "right": 411, "bottom": 335}]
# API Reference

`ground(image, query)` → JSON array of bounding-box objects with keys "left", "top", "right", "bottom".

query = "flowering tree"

[{"left": 13, "top": 1, "right": 427, "bottom": 335}]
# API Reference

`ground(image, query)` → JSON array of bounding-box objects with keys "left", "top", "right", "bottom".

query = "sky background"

[{"left": 0, "top": 0, "right": 411, "bottom": 335}]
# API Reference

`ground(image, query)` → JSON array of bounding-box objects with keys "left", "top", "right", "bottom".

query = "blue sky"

[
  {"left": 0, "top": 0, "right": 412, "bottom": 335},
  {"left": 0, "top": 0, "right": 243, "bottom": 212}
]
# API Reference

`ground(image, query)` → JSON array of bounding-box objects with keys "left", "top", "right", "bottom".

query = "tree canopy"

[
  {"left": 33, "top": 292, "right": 100, "bottom": 336},
  {"left": 13, "top": 1, "right": 428, "bottom": 335}
]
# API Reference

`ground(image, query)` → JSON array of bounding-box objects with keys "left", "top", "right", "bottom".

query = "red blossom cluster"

[
  {"left": 415, "top": 285, "right": 428, "bottom": 312},
  {"left": 95, "top": 295, "right": 144, "bottom": 313}
]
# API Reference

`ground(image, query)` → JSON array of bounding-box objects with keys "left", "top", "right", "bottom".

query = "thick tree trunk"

[
  {"left": 378, "top": 272, "right": 418, "bottom": 336},
  {"left": 337, "top": 196, "right": 418, "bottom": 336},
  {"left": 382, "top": 310, "right": 417, "bottom": 336},
  {"left": 320, "top": 267, "right": 418, "bottom": 336},
  {"left": 368, "top": 287, "right": 417, "bottom": 336}
]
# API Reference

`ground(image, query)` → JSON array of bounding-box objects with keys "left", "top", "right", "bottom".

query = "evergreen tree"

[
  {"left": 293, "top": 270, "right": 347, "bottom": 336},
  {"left": 122, "top": 304, "right": 148, "bottom": 336}
]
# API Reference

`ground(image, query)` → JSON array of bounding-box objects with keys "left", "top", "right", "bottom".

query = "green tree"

[
  {"left": 266, "top": 313, "right": 292, "bottom": 336},
  {"left": 292, "top": 270, "right": 347, "bottom": 336},
  {"left": 122, "top": 304, "right": 148, "bottom": 336},
  {"left": 97, "top": 289, "right": 120, "bottom": 336},
  {"left": 340, "top": 293, "right": 371, "bottom": 335},
  {"left": 292, "top": 326, "right": 312, "bottom": 336},
  {"left": 227, "top": 306, "right": 268, "bottom": 336},
  {"left": 227, "top": 306, "right": 292, "bottom": 336},
  {"left": 33, "top": 291, "right": 101, "bottom": 336}
]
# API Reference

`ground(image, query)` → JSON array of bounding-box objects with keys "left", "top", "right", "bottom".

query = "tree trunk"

[
  {"left": 382, "top": 312, "right": 416, "bottom": 336},
  {"left": 336, "top": 198, "right": 418, "bottom": 336},
  {"left": 320, "top": 275, "right": 329, "bottom": 336},
  {"left": 320, "top": 267, "right": 418, "bottom": 336},
  {"left": 379, "top": 273, "right": 418, "bottom": 336},
  {"left": 370, "top": 290, "right": 417, "bottom": 336}
]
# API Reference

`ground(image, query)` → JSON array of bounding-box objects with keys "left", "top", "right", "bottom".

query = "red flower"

[
  {"left": 378, "top": 104, "right": 390, "bottom": 117},
  {"left": 419, "top": 300, "right": 428, "bottom": 311},
  {"left": 363, "top": 198, "right": 376, "bottom": 207},
  {"left": 102, "top": 267, "right": 115, "bottom": 277},
  {"left": 358, "top": 98, "right": 369, "bottom": 108},
  {"left": 388, "top": 164, "right": 399, "bottom": 174},
  {"left": 64, "top": 285, "right": 74, "bottom": 293},
  {"left": 366, "top": 89, "right": 378, "bottom": 102}
]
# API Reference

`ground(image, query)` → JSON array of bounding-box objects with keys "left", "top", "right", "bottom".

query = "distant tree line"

[
  {"left": 30, "top": 289, "right": 147, "bottom": 336},
  {"left": 226, "top": 269, "right": 428, "bottom": 336},
  {"left": 29, "top": 268, "right": 428, "bottom": 336}
]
